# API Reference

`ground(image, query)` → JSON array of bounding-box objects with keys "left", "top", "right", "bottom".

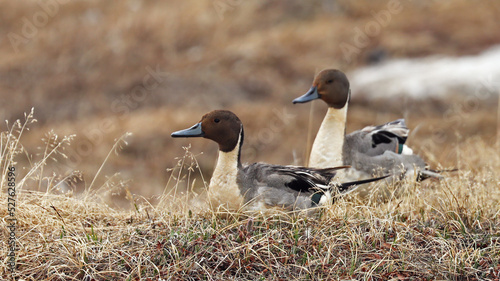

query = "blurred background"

[{"left": 1, "top": 0, "right": 499, "bottom": 208}]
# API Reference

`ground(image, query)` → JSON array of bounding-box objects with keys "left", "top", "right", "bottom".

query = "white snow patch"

[{"left": 349, "top": 45, "right": 500, "bottom": 100}]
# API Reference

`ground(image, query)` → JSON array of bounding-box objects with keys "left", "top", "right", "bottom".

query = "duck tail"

[
  {"left": 417, "top": 168, "right": 458, "bottom": 181},
  {"left": 336, "top": 174, "right": 390, "bottom": 194}
]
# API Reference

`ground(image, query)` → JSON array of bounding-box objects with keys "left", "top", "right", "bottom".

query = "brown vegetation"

[{"left": 0, "top": 0, "right": 499, "bottom": 279}]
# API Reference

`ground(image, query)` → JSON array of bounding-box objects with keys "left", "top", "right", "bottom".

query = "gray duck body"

[
  {"left": 172, "top": 110, "right": 386, "bottom": 212},
  {"left": 294, "top": 69, "right": 439, "bottom": 182}
]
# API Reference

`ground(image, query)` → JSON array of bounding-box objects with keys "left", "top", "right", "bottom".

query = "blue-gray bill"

[
  {"left": 171, "top": 122, "right": 205, "bottom": 138},
  {"left": 292, "top": 86, "right": 320, "bottom": 104}
]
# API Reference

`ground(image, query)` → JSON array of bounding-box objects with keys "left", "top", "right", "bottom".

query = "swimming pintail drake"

[
  {"left": 293, "top": 69, "right": 444, "bottom": 181},
  {"left": 171, "top": 110, "right": 388, "bottom": 212}
]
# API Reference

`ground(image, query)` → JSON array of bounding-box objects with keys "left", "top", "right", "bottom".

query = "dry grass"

[
  {"left": 1, "top": 1, "right": 500, "bottom": 280},
  {"left": 1, "top": 113, "right": 499, "bottom": 280}
]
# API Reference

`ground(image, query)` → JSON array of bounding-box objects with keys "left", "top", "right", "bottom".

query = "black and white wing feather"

[
  {"left": 240, "top": 163, "right": 388, "bottom": 209},
  {"left": 358, "top": 119, "right": 409, "bottom": 156}
]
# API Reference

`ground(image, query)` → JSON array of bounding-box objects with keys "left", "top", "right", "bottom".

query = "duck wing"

[
  {"left": 272, "top": 165, "right": 352, "bottom": 192},
  {"left": 240, "top": 163, "right": 388, "bottom": 210},
  {"left": 346, "top": 119, "right": 409, "bottom": 157},
  {"left": 242, "top": 164, "right": 349, "bottom": 193}
]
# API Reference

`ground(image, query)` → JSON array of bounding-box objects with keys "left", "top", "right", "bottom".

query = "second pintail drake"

[
  {"left": 293, "top": 69, "right": 446, "bottom": 181},
  {"left": 171, "top": 110, "right": 388, "bottom": 213}
]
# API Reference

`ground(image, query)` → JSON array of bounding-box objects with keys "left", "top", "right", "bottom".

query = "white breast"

[
  {"left": 309, "top": 106, "right": 348, "bottom": 168},
  {"left": 208, "top": 135, "right": 244, "bottom": 211}
]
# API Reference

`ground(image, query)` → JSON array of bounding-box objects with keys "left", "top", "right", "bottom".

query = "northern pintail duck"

[
  {"left": 293, "top": 69, "right": 442, "bottom": 181},
  {"left": 171, "top": 110, "right": 387, "bottom": 212}
]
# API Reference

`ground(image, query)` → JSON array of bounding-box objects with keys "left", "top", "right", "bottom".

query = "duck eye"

[
  {"left": 326, "top": 79, "right": 334, "bottom": 84},
  {"left": 214, "top": 118, "right": 220, "bottom": 123}
]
